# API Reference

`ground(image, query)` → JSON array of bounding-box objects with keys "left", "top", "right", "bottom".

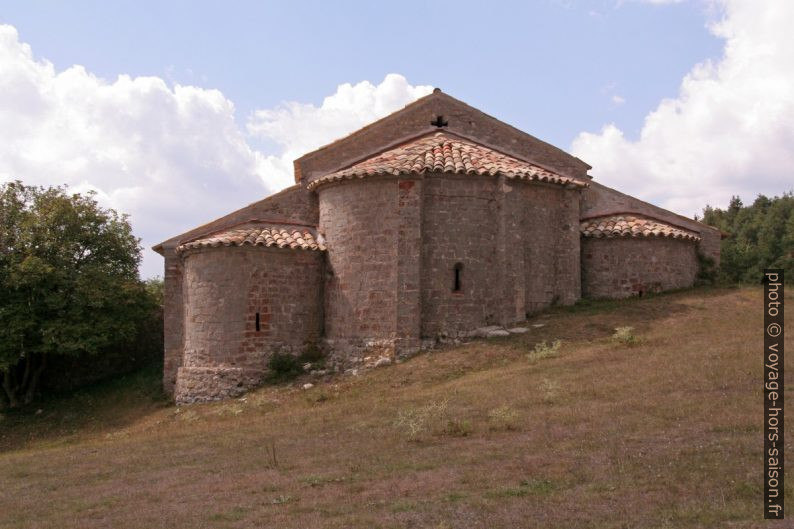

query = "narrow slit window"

[
  {"left": 255, "top": 312, "right": 261, "bottom": 332},
  {"left": 453, "top": 262, "right": 463, "bottom": 292}
]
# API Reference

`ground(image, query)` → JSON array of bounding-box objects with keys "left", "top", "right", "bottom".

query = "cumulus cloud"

[
  {"left": 247, "top": 75, "right": 433, "bottom": 189},
  {"left": 572, "top": 0, "right": 794, "bottom": 217},
  {"left": 0, "top": 24, "right": 430, "bottom": 277}
]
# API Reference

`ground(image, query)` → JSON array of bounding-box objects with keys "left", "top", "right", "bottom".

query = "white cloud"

[
  {"left": 611, "top": 94, "right": 626, "bottom": 105},
  {"left": 247, "top": 74, "right": 433, "bottom": 189},
  {"left": 0, "top": 24, "right": 430, "bottom": 277},
  {"left": 572, "top": 0, "right": 794, "bottom": 217}
]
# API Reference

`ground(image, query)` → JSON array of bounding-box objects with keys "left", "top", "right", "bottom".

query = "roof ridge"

[
  {"left": 177, "top": 218, "right": 319, "bottom": 247},
  {"left": 176, "top": 224, "right": 325, "bottom": 253},
  {"left": 295, "top": 91, "right": 438, "bottom": 164},
  {"left": 306, "top": 130, "right": 588, "bottom": 191},
  {"left": 580, "top": 213, "right": 701, "bottom": 242},
  {"left": 579, "top": 211, "right": 701, "bottom": 236}
]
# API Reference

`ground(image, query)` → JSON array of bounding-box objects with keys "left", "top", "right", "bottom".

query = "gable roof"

[
  {"left": 294, "top": 90, "right": 592, "bottom": 185},
  {"left": 152, "top": 184, "right": 319, "bottom": 254},
  {"left": 176, "top": 224, "right": 325, "bottom": 254},
  {"left": 580, "top": 214, "right": 701, "bottom": 242},
  {"left": 306, "top": 131, "right": 588, "bottom": 190}
]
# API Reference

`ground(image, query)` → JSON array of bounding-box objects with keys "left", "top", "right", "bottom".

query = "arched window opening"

[
  {"left": 255, "top": 312, "right": 261, "bottom": 332},
  {"left": 453, "top": 262, "right": 463, "bottom": 292}
]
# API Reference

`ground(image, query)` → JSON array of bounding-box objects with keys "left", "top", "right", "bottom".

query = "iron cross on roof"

[{"left": 430, "top": 115, "right": 448, "bottom": 128}]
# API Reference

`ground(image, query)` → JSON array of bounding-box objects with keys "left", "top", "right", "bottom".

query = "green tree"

[
  {"left": 702, "top": 192, "right": 794, "bottom": 284},
  {"left": 0, "top": 181, "right": 151, "bottom": 407}
]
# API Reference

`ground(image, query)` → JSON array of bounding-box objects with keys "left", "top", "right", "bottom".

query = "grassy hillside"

[{"left": 1, "top": 287, "right": 791, "bottom": 528}]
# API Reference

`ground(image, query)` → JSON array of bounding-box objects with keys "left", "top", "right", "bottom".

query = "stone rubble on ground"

[
  {"left": 471, "top": 325, "right": 503, "bottom": 338},
  {"left": 373, "top": 356, "right": 392, "bottom": 368},
  {"left": 471, "top": 324, "right": 531, "bottom": 338}
]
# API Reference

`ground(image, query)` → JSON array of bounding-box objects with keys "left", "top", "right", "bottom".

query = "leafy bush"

[
  {"left": 267, "top": 345, "right": 327, "bottom": 383},
  {"left": 527, "top": 340, "right": 562, "bottom": 361},
  {"left": 701, "top": 193, "right": 794, "bottom": 284},
  {"left": 695, "top": 251, "right": 718, "bottom": 286},
  {"left": 0, "top": 181, "right": 155, "bottom": 408},
  {"left": 267, "top": 352, "right": 302, "bottom": 381}
]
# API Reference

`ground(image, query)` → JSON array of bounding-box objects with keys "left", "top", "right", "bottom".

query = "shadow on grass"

[
  {"left": 0, "top": 363, "right": 169, "bottom": 453},
  {"left": 556, "top": 285, "right": 739, "bottom": 316},
  {"left": 497, "top": 286, "right": 745, "bottom": 357},
  {"left": 0, "top": 286, "right": 744, "bottom": 454}
]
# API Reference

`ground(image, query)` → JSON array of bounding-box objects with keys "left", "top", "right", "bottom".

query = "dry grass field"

[{"left": 1, "top": 286, "right": 792, "bottom": 528}]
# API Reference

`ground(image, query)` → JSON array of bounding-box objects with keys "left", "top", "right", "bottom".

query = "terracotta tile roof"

[
  {"left": 306, "top": 132, "right": 587, "bottom": 190},
  {"left": 580, "top": 214, "right": 701, "bottom": 242},
  {"left": 176, "top": 226, "right": 326, "bottom": 253}
]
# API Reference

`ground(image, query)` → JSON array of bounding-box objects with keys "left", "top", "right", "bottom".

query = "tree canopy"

[
  {"left": 0, "top": 181, "right": 154, "bottom": 407},
  {"left": 702, "top": 193, "right": 794, "bottom": 284}
]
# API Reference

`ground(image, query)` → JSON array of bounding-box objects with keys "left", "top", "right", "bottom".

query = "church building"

[{"left": 154, "top": 89, "right": 721, "bottom": 403}]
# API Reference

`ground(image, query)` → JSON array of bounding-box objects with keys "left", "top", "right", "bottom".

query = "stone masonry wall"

[
  {"left": 176, "top": 245, "right": 323, "bottom": 403},
  {"left": 396, "top": 178, "right": 423, "bottom": 353},
  {"left": 520, "top": 183, "right": 581, "bottom": 314},
  {"left": 317, "top": 173, "right": 582, "bottom": 344},
  {"left": 420, "top": 174, "right": 581, "bottom": 337},
  {"left": 421, "top": 175, "right": 501, "bottom": 336},
  {"left": 581, "top": 181, "right": 721, "bottom": 267},
  {"left": 162, "top": 247, "right": 183, "bottom": 395},
  {"left": 318, "top": 178, "right": 401, "bottom": 351},
  {"left": 158, "top": 184, "right": 319, "bottom": 398},
  {"left": 581, "top": 237, "right": 698, "bottom": 299}
]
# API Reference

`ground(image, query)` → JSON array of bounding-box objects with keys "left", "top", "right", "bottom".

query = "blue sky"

[
  {"left": 1, "top": 0, "right": 722, "bottom": 147},
  {"left": 0, "top": 1, "right": 791, "bottom": 278}
]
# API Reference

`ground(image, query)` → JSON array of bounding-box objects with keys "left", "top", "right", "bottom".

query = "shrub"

[
  {"left": 527, "top": 340, "right": 562, "bottom": 361},
  {"left": 267, "top": 352, "right": 302, "bottom": 381},
  {"left": 695, "top": 251, "right": 718, "bottom": 286},
  {"left": 488, "top": 405, "right": 519, "bottom": 431},
  {"left": 444, "top": 418, "right": 473, "bottom": 437},
  {"left": 539, "top": 378, "right": 560, "bottom": 404},
  {"left": 394, "top": 399, "right": 449, "bottom": 441},
  {"left": 612, "top": 326, "right": 638, "bottom": 346}
]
